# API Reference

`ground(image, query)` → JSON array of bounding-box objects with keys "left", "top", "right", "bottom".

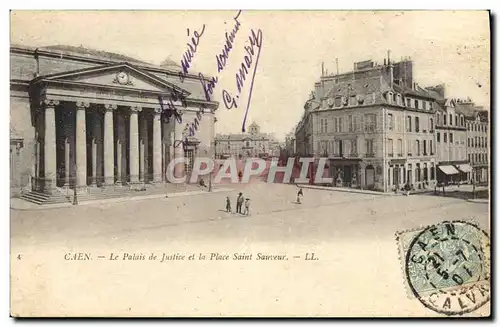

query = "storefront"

[{"left": 437, "top": 164, "right": 459, "bottom": 185}]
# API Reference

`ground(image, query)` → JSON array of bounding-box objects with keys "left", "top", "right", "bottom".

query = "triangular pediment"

[{"left": 36, "top": 63, "right": 191, "bottom": 95}]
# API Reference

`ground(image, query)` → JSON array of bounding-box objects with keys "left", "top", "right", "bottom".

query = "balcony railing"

[{"left": 365, "top": 153, "right": 376, "bottom": 158}]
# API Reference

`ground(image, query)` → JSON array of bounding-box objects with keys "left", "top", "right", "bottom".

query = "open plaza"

[{"left": 10, "top": 181, "right": 489, "bottom": 317}]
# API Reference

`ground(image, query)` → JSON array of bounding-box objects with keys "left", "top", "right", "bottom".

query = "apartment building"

[{"left": 295, "top": 55, "right": 437, "bottom": 191}]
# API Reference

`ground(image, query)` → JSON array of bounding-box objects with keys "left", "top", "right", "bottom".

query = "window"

[
  {"left": 430, "top": 118, "right": 434, "bottom": 131},
  {"left": 455, "top": 115, "right": 458, "bottom": 126},
  {"left": 246, "top": 141, "right": 249, "bottom": 147},
  {"left": 387, "top": 113, "right": 394, "bottom": 131},
  {"left": 365, "top": 139, "right": 374, "bottom": 156},
  {"left": 449, "top": 114, "right": 453, "bottom": 126},
  {"left": 414, "top": 100, "right": 418, "bottom": 108},
  {"left": 444, "top": 115, "right": 447, "bottom": 125},
  {"left": 351, "top": 139, "right": 357, "bottom": 155},
  {"left": 364, "top": 114, "right": 376, "bottom": 132},
  {"left": 469, "top": 154, "right": 472, "bottom": 163},
  {"left": 406, "top": 98, "right": 411, "bottom": 107},
  {"left": 437, "top": 132, "right": 441, "bottom": 142},
  {"left": 423, "top": 140, "right": 427, "bottom": 155},
  {"left": 430, "top": 140, "right": 434, "bottom": 155},
  {"left": 348, "top": 115, "right": 354, "bottom": 132},
  {"left": 450, "top": 133, "right": 453, "bottom": 144},
  {"left": 424, "top": 163, "right": 428, "bottom": 181},
  {"left": 406, "top": 116, "right": 412, "bottom": 132},
  {"left": 392, "top": 93, "right": 397, "bottom": 103},
  {"left": 416, "top": 163, "right": 421, "bottom": 182},
  {"left": 416, "top": 140, "right": 420, "bottom": 156},
  {"left": 324, "top": 119, "right": 328, "bottom": 133},
  {"left": 430, "top": 163, "right": 435, "bottom": 180},
  {"left": 334, "top": 96, "right": 341, "bottom": 107},
  {"left": 475, "top": 137, "right": 478, "bottom": 147},
  {"left": 415, "top": 117, "right": 420, "bottom": 132},
  {"left": 468, "top": 138, "right": 470, "bottom": 147},
  {"left": 407, "top": 139, "right": 412, "bottom": 156},
  {"left": 387, "top": 139, "right": 394, "bottom": 156},
  {"left": 444, "top": 133, "right": 447, "bottom": 143},
  {"left": 461, "top": 116, "right": 465, "bottom": 126},
  {"left": 398, "top": 139, "right": 403, "bottom": 156}
]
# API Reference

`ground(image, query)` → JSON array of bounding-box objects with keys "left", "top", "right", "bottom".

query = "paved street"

[{"left": 10, "top": 182, "right": 490, "bottom": 317}]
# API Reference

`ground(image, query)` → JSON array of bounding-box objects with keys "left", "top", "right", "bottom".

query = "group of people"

[{"left": 226, "top": 192, "right": 251, "bottom": 215}]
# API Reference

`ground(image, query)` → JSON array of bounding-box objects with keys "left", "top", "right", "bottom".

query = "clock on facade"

[{"left": 115, "top": 71, "right": 130, "bottom": 85}]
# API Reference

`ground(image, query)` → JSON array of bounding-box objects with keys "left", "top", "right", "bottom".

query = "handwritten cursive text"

[
  {"left": 222, "top": 28, "right": 263, "bottom": 132},
  {"left": 178, "top": 24, "right": 206, "bottom": 82}
]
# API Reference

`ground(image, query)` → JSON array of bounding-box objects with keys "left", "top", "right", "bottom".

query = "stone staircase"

[
  {"left": 20, "top": 191, "right": 72, "bottom": 205},
  {"left": 18, "top": 183, "right": 204, "bottom": 206}
]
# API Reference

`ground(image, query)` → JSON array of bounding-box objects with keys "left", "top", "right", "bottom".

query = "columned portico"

[{"left": 29, "top": 62, "right": 218, "bottom": 197}]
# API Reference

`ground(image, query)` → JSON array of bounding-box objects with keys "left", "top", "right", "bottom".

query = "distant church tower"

[{"left": 248, "top": 121, "right": 260, "bottom": 136}]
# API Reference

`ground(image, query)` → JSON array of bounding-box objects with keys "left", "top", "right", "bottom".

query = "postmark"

[{"left": 397, "top": 220, "right": 490, "bottom": 316}]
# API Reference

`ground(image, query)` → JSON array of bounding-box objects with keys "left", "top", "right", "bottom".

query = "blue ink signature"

[
  {"left": 222, "top": 28, "right": 263, "bottom": 132},
  {"left": 199, "top": 10, "right": 242, "bottom": 102},
  {"left": 178, "top": 24, "right": 206, "bottom": 83}
]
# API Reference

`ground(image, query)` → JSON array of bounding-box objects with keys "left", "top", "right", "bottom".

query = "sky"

[{"left": 10, "top": 10, "right": 490, "bottom": 141}]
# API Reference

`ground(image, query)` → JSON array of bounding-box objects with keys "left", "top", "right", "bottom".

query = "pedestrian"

[
  {"left": 236, "top": 192, "right": 244, "bottom": 214},
  {"left": 199, "top": 178, "right": 206, "bottom": 190},
  {"left": 297, "top": 188, "right": 303, "bottom": 204},
  {"left": 244, "top": 198, "right": 251, "bottom": 215},
  {"left": 225, "top": 196, "right": 232, "bottom": 213},
  {"left": 404, "top": 183, "right": 411, "bottom": 196}
]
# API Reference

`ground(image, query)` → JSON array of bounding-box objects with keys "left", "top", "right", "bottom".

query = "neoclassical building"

[{"left": 10, "top": 45, "right": 218, "bottom": 200}]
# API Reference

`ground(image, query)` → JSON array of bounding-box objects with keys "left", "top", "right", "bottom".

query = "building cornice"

[{"left": 10, "top": 45, "right": 215, "bottom": 84}]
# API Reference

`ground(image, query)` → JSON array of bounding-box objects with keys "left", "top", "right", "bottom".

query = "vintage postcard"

[{"left": 9, "top": 10, "right": 491, "bottom": 317}]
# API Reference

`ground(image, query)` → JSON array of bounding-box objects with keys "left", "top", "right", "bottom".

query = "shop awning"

[
  {"left": 456, "top": 164, "right": 473, "bottom": 173},
  {"left": 438, "top": 165, "right": 459, "bottom": 175}
]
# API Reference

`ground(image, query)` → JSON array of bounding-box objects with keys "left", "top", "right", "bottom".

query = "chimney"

[
  {"left": 321, "top": 62, "right": 324, "bottom": 77},
  {"left": 388, "top": 57, "right": 394, "bottom": 88}
]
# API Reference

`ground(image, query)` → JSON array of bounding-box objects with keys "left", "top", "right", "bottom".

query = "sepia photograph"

[{"left": 9, "top": 9, "right": 491, "bottom": 317}]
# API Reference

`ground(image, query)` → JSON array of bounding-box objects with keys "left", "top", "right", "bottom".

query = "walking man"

[
  {"left": 236, "top": 192, "right": 244, "bottom": 214},
  {"left": 297, "top": 188, "right": 304, "bottom": 204},
  {"left": 225, "top": 196, "right": 232, "bottom": 213}
]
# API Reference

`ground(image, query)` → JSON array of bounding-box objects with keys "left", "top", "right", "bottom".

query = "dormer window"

[
  {"left": 397, "top": 94, "right": 402, "bottom": 106},
  {"left": 414, "top": 99, "right": 418, "bottom": 108}
]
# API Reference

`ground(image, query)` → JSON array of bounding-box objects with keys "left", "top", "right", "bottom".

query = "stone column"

[
  {"left": 173, "top": 119, "right": 185, "bottom": 178},
  {"left": 153, "top": 108, "right": 162, "bottom": 183},
  {"left": 129, "top": 106, "right": 141, "bottom": 184},
  {"left": 103, "top": 104, "right": 116, "bottom": 186},
  {"left": 75, "top": 101, "right": 89, "bottom": 188},
  {"left": 116, "top": 111, "right": 124, "bottom": 185},
  {"left": 139, "top": 112, "right": 148, "bottom": 182},
  {"left": 94, "top": 110, "right": 103, "bottom": 186},
  {"left": 42, "top": 99, "right": 59, "bottom": 192}
]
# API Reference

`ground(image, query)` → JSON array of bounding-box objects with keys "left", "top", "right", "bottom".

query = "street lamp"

[{"left": 209, "top": 140, "right": 217, "bottom": 192}]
